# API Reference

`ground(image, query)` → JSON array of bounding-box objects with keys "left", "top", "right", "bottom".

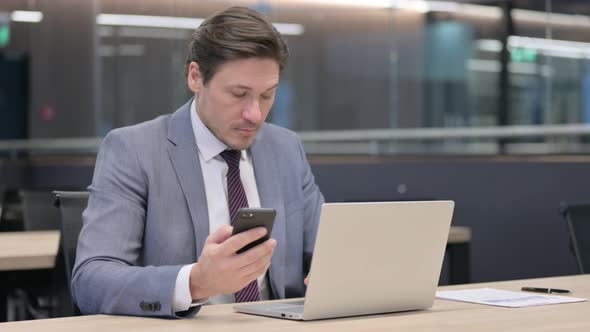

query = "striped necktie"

[{"left": 220, "top": 149, "right": 260, "bottom": 303}]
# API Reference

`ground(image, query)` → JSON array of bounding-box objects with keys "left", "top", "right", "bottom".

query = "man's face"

[{"left": 190, "top": 57, "right": 280, "bottom": 150}]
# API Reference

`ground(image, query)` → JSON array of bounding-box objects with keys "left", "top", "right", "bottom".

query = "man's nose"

[{"left": 243, "top": 99, "right": 262, "bottom": 124}]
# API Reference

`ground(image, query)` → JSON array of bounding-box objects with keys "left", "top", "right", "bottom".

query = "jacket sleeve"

[{"left": 71, "top": 130, "right": 200, "bottom": 318}]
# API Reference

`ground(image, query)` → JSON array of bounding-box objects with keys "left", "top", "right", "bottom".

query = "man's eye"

[
  {"left": 232, "top": 92, "right": 246, "bottom": 98},
  {"left": 261, "top": 94, "right": 273, "bottom": 101}
]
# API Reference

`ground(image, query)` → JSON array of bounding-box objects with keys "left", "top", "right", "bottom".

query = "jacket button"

[{"left": 139, "top": 301, "right": 149, "bottom": 311}]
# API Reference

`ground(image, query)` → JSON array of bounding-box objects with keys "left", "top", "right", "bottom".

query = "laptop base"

[{"left": 234, "top": 300, "right": 305, "bottom": 320}]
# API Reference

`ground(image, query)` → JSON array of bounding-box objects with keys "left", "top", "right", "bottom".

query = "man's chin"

[{"left": 225, "top": 137, "right": 255, "bottom": 151}]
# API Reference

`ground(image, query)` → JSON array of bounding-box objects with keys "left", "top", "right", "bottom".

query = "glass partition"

[{"left": 1, "top": 0, "right": 590, "bottom": 155}]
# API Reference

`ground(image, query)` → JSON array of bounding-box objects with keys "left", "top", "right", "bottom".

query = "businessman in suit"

[{"left": 72, "top": 6, "right": 324, "bottom": 318}]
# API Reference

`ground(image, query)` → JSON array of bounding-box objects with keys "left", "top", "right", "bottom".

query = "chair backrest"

[
  {"left": 560, "top": 202, "right": 590, "bottom": 274},
  {"left": 19, "top": 190, "right": 61, "bottom": 231},
  {"left": 0, "top": 187, "right": 5, "bottom": 226},
  {"left": 0, "top": 189, "right": 24, "bottom": 232},
  {"left": 52, "top": 191, "right": 89, "bottom": 283}
]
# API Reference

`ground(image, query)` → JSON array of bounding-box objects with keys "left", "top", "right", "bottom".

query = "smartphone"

[{"left": 231, "top": 208, "right": 276, "bottom": 254}]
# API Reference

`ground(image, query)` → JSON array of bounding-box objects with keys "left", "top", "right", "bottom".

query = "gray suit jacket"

[{"left": 72, "top": 99, "right": 324, "bottom": 318}]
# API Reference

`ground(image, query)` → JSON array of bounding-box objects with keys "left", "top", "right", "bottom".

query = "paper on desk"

[{"left": 436, "top": 288, "right": 587, "bottom": 308}]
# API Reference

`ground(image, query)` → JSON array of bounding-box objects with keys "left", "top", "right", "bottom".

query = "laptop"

[{"left": 234, "top": 200, "right": 455, "bottom": 320}]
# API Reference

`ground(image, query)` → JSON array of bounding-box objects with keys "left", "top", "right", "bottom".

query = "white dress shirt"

[{"left": 173, "top": 100, "right": 271, "bottom": 312}]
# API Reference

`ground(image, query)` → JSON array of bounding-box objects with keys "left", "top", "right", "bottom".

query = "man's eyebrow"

[
  {"left": 229, "top": 83, "right": 279, "bottom": 91},
  {"left": 229, "top": 84, "right": 251, "bottom": 90},
  {"left": 264, "top": 83, "right": 279, "bottom": 92}
]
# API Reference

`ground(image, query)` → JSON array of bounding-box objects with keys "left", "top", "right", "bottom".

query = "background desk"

[
  {"left": 0, "top": 231, "right": 60, "bottom": 322},
  {"left": 1, "top": 274, "right": 587, "bottom": 331},
  {"left": 0, "top": 231, "right": 60, "bottom": 271},
  {"left": 0, "top": 228, "right": 469, "bottom": 275}
]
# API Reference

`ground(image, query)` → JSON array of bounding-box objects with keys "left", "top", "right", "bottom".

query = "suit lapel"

[
  {"left": 167, "top": 99, "right": 210, "bottom": 258},
  {"left": 251, "top": 128, "right": 286, "bottom": 299}
]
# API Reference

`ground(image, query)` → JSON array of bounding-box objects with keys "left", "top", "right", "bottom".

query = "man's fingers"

[
  {"left": 240, "top": 260, "right": 272, "bottom": 286},
  {"left": 234, "top": 239, "right": 276, "bottom": 268},
  {"left": 236, "top": 244, "right": 275, "bottom": 274},
  {"left": 206, "top": 225, "right": 234, "bottom": 245},
  {"left": 221, "top": 227, "right": 268, "bottom": 254},
  {"left": 224, "top": 249, "right": 273, "bottom": 293}
]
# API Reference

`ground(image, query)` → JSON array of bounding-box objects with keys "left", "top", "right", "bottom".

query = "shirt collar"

[{"left": 189, "top": 99, "right": 247, "bottom": 162}]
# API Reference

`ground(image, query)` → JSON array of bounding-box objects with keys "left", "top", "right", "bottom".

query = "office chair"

[
  {"left": 0, "top": 189, "right": 24, "bottom": 232},
  {"left": 52, "top": 191, "right": 89, "bottom": 316},
  {"left": 18, "top": 190, "right": 61, "bottom": 231},
  {"left": 0, "top": 187, "right": 4, "bottom": 225},
  {"left": 560, "top": 202, "right": 590, "bottom": 274},
  {"left": 3, "top": 190, "right": 65, "bottom": 320},
  {"left": 1, "top": 189, "right": 63, "bottom": 320}
]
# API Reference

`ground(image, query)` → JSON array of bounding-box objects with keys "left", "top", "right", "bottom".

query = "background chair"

[
  {"left": 19, "top": 190, "right": 61, "bottom": 231},
  {"left": 52, "top": 191, "right": 89, "bottom": 316},
  {"left": 560, "top": 202, "right": 590, "bottom": 274},
  {"left": 0, "top": 189, "right": 24, "bottom": 232},
  {"left": 4, "top": 190, "right": 63, "bottom": 320},
  {"left": 0, "top": 187, "right": 5, "bottom": 225}
]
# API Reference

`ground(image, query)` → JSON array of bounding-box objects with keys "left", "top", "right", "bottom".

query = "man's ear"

[{"left": 187, "top": 61, "right": 203, "bottom": 93}]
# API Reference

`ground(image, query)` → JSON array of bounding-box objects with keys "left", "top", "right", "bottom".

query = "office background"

[
  {"left": 1, "top": 0, "right": 590, "bottom": 140},
  {"left": 1, "top": 0, "right": 590, "bottom": 319}
]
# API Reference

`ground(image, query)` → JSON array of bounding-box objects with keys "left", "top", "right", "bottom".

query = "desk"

[
  {"left": 0, "top": 231, "right": 60, "bottom": 271},
  {"left": 447, "top": 226, "right": 471, "bottom": 284},
  {"left": 2, "top": 274, "right": 587, "bottom": 331},
  {"left": 0, "top": 231, "right": 60, "bottom": 322}
]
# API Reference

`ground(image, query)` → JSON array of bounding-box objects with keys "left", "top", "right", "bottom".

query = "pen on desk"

[{"left": 521, "top": 287, "right": 571, "bottom": 294}]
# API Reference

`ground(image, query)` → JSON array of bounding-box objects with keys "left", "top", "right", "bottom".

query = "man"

[{"left": 72, "top": 6, "right": 324, "bottom": 318}]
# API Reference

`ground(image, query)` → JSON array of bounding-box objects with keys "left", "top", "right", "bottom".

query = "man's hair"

[{"left": 185, "top": 6, "right": 289, "bottom": 85}]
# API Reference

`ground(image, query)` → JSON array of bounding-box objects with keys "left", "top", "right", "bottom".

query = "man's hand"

[
  {"left": 189, "top": 225, "right": 276, "bottom": 300},
  {"left": 304, "top": 275, "right": 309, "bottom": 286}
]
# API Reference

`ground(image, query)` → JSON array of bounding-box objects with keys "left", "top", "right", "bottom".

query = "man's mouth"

[{"left": 235, "top": 127, "right": 257, "bottom": 135}]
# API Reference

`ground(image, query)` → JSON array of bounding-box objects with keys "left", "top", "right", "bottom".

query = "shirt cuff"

[{"left": 173, "top": 263, "right": 208, "bottom": 312}]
